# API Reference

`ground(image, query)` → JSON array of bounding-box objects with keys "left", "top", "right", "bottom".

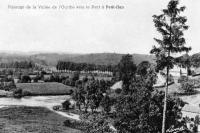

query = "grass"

[
  {"left": 156, "top": 83, "right": 181, "bottom": 94},
  {"left": 0, "top": 90, "right": 12, "bottom": 97},
  {"left": 0, "top": 90, "right": 7, "bottom": 97},
  {"left": 0, "top": 106, "right": 82, "bottom": 133},
  {"left": 16, "top": 82, "right": 74, "bottom": 96}
]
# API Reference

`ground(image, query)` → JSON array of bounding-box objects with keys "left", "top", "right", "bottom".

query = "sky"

[{"left": 0, "top": 0, "right": 199, "bottom": 54}]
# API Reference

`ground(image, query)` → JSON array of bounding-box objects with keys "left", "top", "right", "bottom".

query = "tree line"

[
  {"left": 0, "top": 61, "right": 34, "bottom": 69},
  {"left": 56, "top": 61, "right": 116, "bottom": 72}
]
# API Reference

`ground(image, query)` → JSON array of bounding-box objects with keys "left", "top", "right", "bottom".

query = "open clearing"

[
  {"left": 16, "top": 82, "right": 74, "bottom": 96},
  {"left": 0, "top": 90, "right": 12, "bottom": 97},
  {"left": 0, "top": 106, "right": 81, "bottom": 133}
]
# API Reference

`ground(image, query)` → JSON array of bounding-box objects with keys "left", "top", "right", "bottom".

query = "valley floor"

[
  {"left": 0, "top": 106, "right": 81, "bottom": 133},
  {"left": 0, "top": 90, "right": 12, "bottom": 97}
]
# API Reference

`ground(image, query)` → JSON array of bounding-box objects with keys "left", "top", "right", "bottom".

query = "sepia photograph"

[{"left": 0, "top": 0, "right": 200, "bottom": 132}]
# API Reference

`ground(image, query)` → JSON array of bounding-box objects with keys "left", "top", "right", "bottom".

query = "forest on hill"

[
  {"left": 2, "top": 52, "right": 200, "bottom": 69},
  {"left": 0, "top": 52, "right": 155, "bottom": 66}
]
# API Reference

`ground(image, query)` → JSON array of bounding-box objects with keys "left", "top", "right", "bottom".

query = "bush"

[
  {"left": 53, "top": 105, "right": 62, "bottom": 111},
  {"left": 21, "top": 75, "right": 31, "bottom": 83},
  {"left": 193, "top": 125, "right": 198, "bottom": 133},
  {"left": 69, "top": 89, "right": 74, "bottom": 95},
  {"left": 100, "top": 95, "right": 112, "bottom": 114},
  {"left": 115, "top": 88, "right": 122, "bottom": 94},
  {"left": 80, "top": 113, "right": 115, "bottom": 133},
  {"left": 168, "top": 74, "right": 174, "bottom": 83},
  {"left": 63, "top": 79, "right": 70, "bottom": 86},
  {"left": 180, "top": 80, "right": 195, "bottom": 94},
  {"left": 63, "top": 119, "right": 90, "bottom": 131},
  {"left": 192, "top": 79, "right": 200, "bottom": 88},
  {"left": 62, "top": 100, "right": 71, "bottom": 110},
  {"left": 13, "top": 88, "right": 23, "bottom": 98},
  {"left": 194, "top": 115, "right": 200, "bottom": 125},
  {"left": 160, "top": 71, "right": 166, "bottom": 76},
  {"left": 72, "top": 71, "right": 80, "bottom": 82},
  {"left": 178, "top": 76, "right": 188, "bottom": 83},
  {"left": 22, "top": 90, "right": 31, "bottom": 96},
  {"left": 63, "top": 120, "right": 71, "bottom": 126}
]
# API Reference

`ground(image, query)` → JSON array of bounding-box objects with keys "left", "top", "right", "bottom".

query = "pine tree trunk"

[
  {"left": 78, "top": 104, "right": 81, "bottom": 111},
  {"left": 187, "top": 65, "right": 189, "bottom": 78},
  {"left": 162, "top": 66, "right": 169, "bottom": 133}
]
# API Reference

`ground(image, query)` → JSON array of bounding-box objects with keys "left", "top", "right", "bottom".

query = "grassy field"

[
  {"left": 0, "top": 106, "right": 81, "bottom": 133},
  {"left": 0, "top": 90, "right": 12, "bottom": 97},
  {"left": 156, "top": 83, "right": 181, "bottom": 94},
  {"left": 16, "top": 82, "right": 74, "bottom": 96},
  {"left": 0, "top": 90, "right": 8, "bottom": 97}
]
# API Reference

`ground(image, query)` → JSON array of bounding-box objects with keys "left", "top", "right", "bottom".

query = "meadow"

[
  {"left": 0, "top": 90, "right": 12, "bottom": 97},
  {"left": 0, "top": 106, "right": 81, "bottom": 133},
  {"left": 16, "top": 82, "right": 74, "bottom": 96}
]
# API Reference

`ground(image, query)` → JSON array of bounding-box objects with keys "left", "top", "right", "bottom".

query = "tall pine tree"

[{"left": 150, "top": 0, "right": 191, "bottom": 133}]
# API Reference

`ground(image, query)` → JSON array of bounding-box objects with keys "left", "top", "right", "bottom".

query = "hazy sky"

[{"left": 0, "top": 0, "right": 199, "bottom": 54}]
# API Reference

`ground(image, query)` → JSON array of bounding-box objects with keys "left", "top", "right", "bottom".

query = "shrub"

[
  {"left": 100, "top": 95, "right": 112, "bottom": 114},
  {"left": 62, "top": 100, "right": 71, "bottom": 110},
  {"left": 63, "top": 120, "right": 71, "bottom": 126},
  {"left": 53, "top": 105, "right": 62, "bottom": 111},
  {"left": 192, "top": 79, "right": 200, "bottom": 88},
  {"left": 63, "top": 79, "right": 70, "bottom": 86},
  {"left": 63, "top": 119, "right": 90, "bottom": 131},
  {"left": 180, "top": 80, "right": 195, "bottom": 94},
  {"left": 21, "top": 75, "right": 31, "bottom": 83},
  {"left": 22, "top": 90, "right": 31, "bottom": 96},
  {"left": 194, "top": 115, "right": 200, "bottom": 125},
  {"left": 193, "top": 125, "right": 198, "bottom": 133},
  {"left": 81, "top": 113, "right": 115, "bottom": 133},
  {"left": 160, "top": 71, "right": 166, "bottom": 76},
  {"left": 71, "top": 71, "right": 80, "bottom": 82},
  {"left": 13, "top": 88, "right": 23, "bottom": 98},
  {"left": 115, "top": 88, "right": 122, "bottom": 94},
  {"left": 69, "top": 89, "right": 74, "bottom": 95},
  {"left": 168, "top": 74, "right": 174, "bottom": 83},
  {"left": 178, "top": 76, "right": 188, "bottom": 83}
]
